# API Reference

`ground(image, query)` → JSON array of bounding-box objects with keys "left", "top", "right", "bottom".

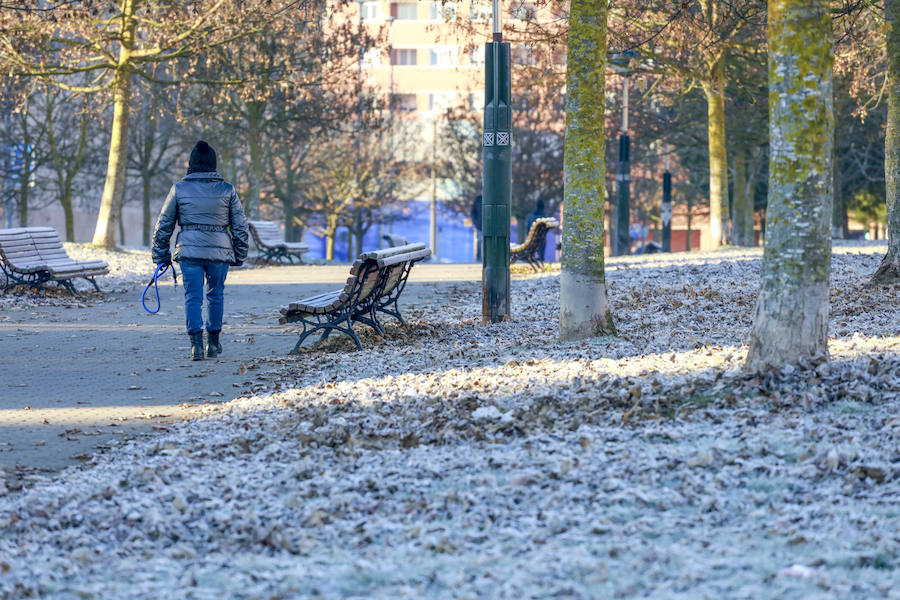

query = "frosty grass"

[{"left": 1, "top": 243, "right": 898, "bottom": 599}]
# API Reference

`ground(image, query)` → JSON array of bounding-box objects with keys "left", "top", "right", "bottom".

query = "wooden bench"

[
  {"left": 0, "top": 227, "right": 109, "bottom": 295},
  {"left": 279, "top": 243, "right": 431, "bottom": 352},
  {"left": 510, "top": 217, "right": 558, "bottom": 272},
  {"left": 248, "top": 220, "right": 310, "bottom": 264}
]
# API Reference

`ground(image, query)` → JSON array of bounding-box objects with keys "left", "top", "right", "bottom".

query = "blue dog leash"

[{"left": 142, "top": 262, "right": 178, "bottom": 314}]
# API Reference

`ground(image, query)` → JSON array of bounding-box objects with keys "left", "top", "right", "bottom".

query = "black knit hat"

[{"left": 188, "top": 140, "right": 217, "bottom": 174}]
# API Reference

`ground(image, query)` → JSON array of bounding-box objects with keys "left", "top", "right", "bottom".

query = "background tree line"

[
  {"left": 0, "top": 0, "right": 894, "bottom": 264},
  {"left": 0, "top": 0, "right": 421, "bottom": 258}
]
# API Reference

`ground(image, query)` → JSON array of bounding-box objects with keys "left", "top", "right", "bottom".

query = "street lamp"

[
  {"left": 610, "top": 50, "right": 638, "bottom": 256},
  {"left": 661, "top": 146, "right": 672, "bottom": 252},
  {"left": 481, "top": 0, "right": 512, "bottom": 323}
]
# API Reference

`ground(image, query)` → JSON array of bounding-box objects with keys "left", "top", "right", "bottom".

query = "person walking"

[{"left": 152, "top": 140, "right": 249, "bottom": 361}]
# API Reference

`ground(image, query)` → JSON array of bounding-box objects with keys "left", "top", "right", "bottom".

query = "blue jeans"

[{"left": 180, "top": 259, "right": 229, "bottom": 334}]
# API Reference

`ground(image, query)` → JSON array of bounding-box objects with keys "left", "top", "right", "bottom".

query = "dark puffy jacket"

[{"left": 152, "top": 172, "right": 249, "bottom": 265}]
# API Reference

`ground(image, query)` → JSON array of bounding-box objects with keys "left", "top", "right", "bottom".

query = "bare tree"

[
  {"left": 126, "top": 84, "right": 179, "bottom": 247},
  {"left": 0, "top": 0, "right": 314, "bottom": 247},
  {"left": 41, "top": 84, "right": 103, "bottom": 241}
]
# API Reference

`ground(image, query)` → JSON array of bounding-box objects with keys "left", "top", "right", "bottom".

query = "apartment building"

[
  {"left": 356, "top": 1, "right": 499, "bottom": 120},
  {"left": 335, "top": 1, "right": 552, "bottom": 262}
]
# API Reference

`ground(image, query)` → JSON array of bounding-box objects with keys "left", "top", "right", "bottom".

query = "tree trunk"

[
  {"left": 831, "top": 134, "right": 846, "bottom": 239},
  {"left": 245, "top": 100, "right": 265, "bottom": 219},
  {"left": 559, "top": 0, "right": 615, "bottom": 341},
  {"left": 516, "top": 213, "right": 527, "bottom": 243},
  {"left": 91, "top": 21, "right": 134, "bottom": 249},
  {"left": 354, "top": 228, "right": 365, "bottom": 258},
  {"left": 142, "top": 173, "right": 152, "bottom": 247},
  {"left": 61, "top": 185, "right": 74, "bottom": 242},
  {"left": 325, "top": 214, "right": 338, "bottom": 261},
  {"left": 283, "top": 200, "right": 296, "bottom": 242},
  {"left": 732, "top": 144, "right": 754, "bottom": 246},
  {"left": 871, "top": 0, "right": 900, "bottom": 284},
  {"left": 746, "top": 0, "right": 834, "bottom": 370},
  {"left": 701, "top": 58, "right": 728, "bottom": 250},
  {"left": 18, "top": 156, "right": 29, "bottom": 227}
]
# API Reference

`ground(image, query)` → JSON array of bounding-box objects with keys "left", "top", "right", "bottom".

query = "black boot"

[
  {"left": 189, "top": 331, "right": 204, "bottom": 361},
  {"left": 206, "top": 330, "right": 222, "bottom": 358}
]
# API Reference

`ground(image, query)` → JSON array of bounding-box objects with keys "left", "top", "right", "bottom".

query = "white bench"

[
  {"left": 248, "top": 220, "right": 310, "bottom": 264},
  {"left": 0, "top": 227, "right": 109, "bottom": 294}
]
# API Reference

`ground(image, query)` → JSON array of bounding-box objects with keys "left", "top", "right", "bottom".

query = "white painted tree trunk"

[
  {"left": 559, "top": 0, "right": 615, "bottom": 340},
  {"left": 745, "top": 0, "right": 834, "bottom": 370}
]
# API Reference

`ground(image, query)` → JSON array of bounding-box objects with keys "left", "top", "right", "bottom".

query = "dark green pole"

[
  {"left": 615, "top": 132, "right": 630, "bottom": 255},
  {"left": 662, "top": 170, "right": 672, "bottom": 252},
  {"left": 482, "top": 7, "right": 511, "bottom": 324}
]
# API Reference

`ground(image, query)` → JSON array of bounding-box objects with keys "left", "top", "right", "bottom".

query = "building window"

[
  {"left": 509, "top": 1, "right": 536, "bottom": 20},
  {"left": 391, "top": 2, "right": 417, "bottom": 20},
  {"left": 470, "top": 0, "right": 491, "bottom": 21},
  {"left": 552, "top": 48, "right": 566, "bottom": 66},
  {"left": 361, "top": 1, "right": 381, "bottom": 21},
  {"left": 512, "top": 44, "right": 536, "bottom": 66},
  {"left": 391, "top": 48, "right": 417, "bottom": 66},
  {"left": 470, "top": 49, "right": 485, "bottom": 65},
  {"left": 361, "top": 48, "right": 381, "bottom": 67},
  {"left": 429, "top": 1, "right": 456, "bottom": 20},
  {"left": 429, "top": 92, "right": 453, "bottom": 113},
  {"left": 429, "top": 47, "right": 457, "bottom": 67},
  {"left": 391, "top": 93, "right": 418, "bottom": 111}
]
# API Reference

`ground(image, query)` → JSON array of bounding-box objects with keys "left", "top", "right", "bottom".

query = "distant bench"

[
  {"left": 249, "top": 220, "right": 310, "bottom": 264},
  {"left": 0, "top": 227, "right": 109, "bottom": 295},
  {"left": 279, "top": 243, "right": 431, "bottom": 352},
  {"left": 510, "top": 217, "right": 558, "bottom": 272}
]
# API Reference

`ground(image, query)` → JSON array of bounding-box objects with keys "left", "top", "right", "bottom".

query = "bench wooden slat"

[
  {"left": 377, "top": 247, "right": 432, "bottom": 268},
  {"left": 362, "top": 243, "right": 427, "bottom": 261},
  {"left": 1, "top": 248, "right": 41, "bottom": 260},
  {"left": 287, "top": 291, "right": 344, "bottom": 313}
]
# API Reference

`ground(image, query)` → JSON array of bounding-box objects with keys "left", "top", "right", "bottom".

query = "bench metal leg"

[
  {"left": 1, "top": 267, "right": 47, "bottom": 293},
  {"left": 353, "top": 312, "right": 384, "bottom": 335},
  {"left": 56, "top": 280, "right": 77, "bottom": 296},
  {"left": 289, "top": 314, "right": 363, "bottom": 354},
  {"left": 376, "top": 299, "right": 405, "bottom": 326}
]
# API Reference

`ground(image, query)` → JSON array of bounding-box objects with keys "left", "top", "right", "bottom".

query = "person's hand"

[{"left": 229, "top": 260, "right": 243, "bottom": 268}]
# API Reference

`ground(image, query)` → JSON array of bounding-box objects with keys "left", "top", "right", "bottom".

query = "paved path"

[{"left": 0, "top": 263, "right": 482, "bottom": 481}]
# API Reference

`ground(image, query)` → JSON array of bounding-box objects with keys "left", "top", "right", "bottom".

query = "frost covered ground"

[{"left": 1, "top": 243, "right": 899, "bottom": 599}]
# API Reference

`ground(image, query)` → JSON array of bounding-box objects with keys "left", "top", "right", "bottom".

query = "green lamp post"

[{"left": 481, "top": 0, "right": 511, "bottom": 323}]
